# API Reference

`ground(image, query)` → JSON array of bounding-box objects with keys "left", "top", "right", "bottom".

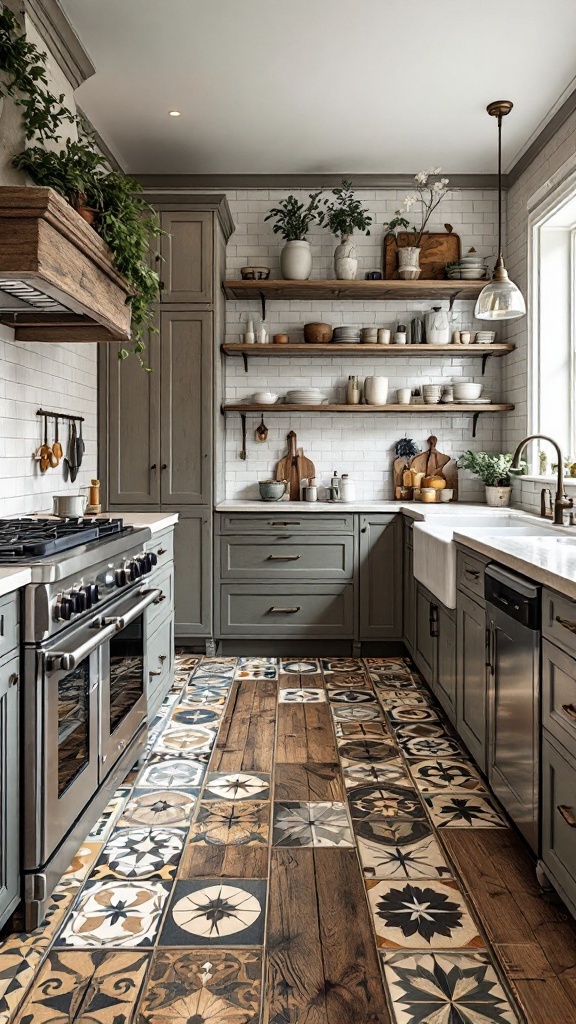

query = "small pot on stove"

[{"left": 52, "top": 493, "right": 87, "bottom": 518}]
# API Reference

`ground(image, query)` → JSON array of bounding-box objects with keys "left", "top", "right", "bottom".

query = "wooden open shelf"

[
  {"left": 222, "top": 342, "right": 514, "bottom": 358},
  {"left": 223, "top": 278, "right": 487, "bottom": 303},
  {"left": 222, "top": 403, "right": 514, "bottom": 414}
]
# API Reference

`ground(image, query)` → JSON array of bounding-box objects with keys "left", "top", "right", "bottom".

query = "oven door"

[{"left": 100, "top": 587, "right": 161, "bottom": 774}]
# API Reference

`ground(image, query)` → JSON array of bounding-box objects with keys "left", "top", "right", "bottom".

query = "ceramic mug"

[
  {"left": 397, "top": 388, "right": 412, "bottom": 405},
  {"left": 377, "top": 329, "right": 391, "bottom": 345}
]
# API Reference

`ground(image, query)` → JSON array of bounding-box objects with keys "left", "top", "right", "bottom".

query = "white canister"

[
  {"left": 397, "top": 387, "right": 412, "bottom": 405},
  {"left": 377, "top": 328, "right": 391, "bottom": 345},
  {"left": 340, "top": 474, "right": 355, "bottom": 502},
  {"left": 425, "top": 306, "right": 451, "bottom": 345},
  {"left": 364, "top": 376, "right": 389, "bottom": 406}
]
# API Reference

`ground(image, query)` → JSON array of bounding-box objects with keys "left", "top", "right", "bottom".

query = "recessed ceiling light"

[{"left": 169, "top": 110, "right": 181, "bottom": 117}]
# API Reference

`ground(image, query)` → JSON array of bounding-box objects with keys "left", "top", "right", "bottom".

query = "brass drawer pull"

[
  {"left": 157, "top": 547, "right": 167, "bottom": 555},
  {"left": 558, "top": 804, "right": 576, "bottom": 827},
  {"left": 266, "top": 554, "right": 301, "bottom": 561},
  {"left": 268, "top": 606, "right": 301, "bottom": 614},
  {"left": 555, "top": 615, "right": 576, "bottom": 634},
  {"left": 561, "top": 703, "right": 576, "bottom": 721},
  {"left": 149, "top": 669, "right": 163, "bottom": 677}
]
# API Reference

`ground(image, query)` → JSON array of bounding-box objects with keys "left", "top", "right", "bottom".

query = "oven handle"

[{"left": 102, "top": 587, "right": 162, "bottom": 631}]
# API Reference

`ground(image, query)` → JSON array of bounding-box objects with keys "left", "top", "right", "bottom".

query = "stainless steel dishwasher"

[{"left": 485, "top": 564, "right": 541, "bottom": 852}]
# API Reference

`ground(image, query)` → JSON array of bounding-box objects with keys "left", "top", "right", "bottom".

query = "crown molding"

[
  {"left": 25, "top": 0, "right": 95, "bottom": 89},
  {"left": 143, "top": 192, "right": 235, "bottom": 241},
  {"left": 135, "top": 172, "right": 502, "bottom": 191},
  {"left": 507, "top": 85, "right": 576, "bottom": 189}
]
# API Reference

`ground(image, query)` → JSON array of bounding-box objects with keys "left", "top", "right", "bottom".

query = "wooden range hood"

[{"left": 0, "top": 186, "right": 133, "bottom": 343}]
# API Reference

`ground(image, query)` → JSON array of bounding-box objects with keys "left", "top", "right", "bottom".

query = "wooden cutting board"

[
  {"left": 384, "top": 229, "right": 461, "bottom": 280},
  {"left": 296, "top": 447, "right": 315, "bottom": 487},
  {"left": 276, "top": 431, "right": 301, "bottom": 501}
]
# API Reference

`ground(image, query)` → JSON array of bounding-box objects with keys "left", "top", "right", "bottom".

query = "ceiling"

[{"left": 60, "top": 0, "right": 576, "bottom": 175}]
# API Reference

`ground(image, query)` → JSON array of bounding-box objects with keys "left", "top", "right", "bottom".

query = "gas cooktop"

[{"left": 0, "top": 518, "right": 132, "bottom": 561}]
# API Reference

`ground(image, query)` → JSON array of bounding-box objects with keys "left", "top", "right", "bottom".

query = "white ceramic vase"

[
  {"left": 280, "top": 240, "right": 312, "bottom": 280},
  {"left": 397, "top": 246, "right": 421, "bottom": 280},
  {"left": 334, "top": 235, "right": 357, "bottom": 280},
  {"left": 485, "top": 485, "right": 511, "bottom": 507},
  {"left": 425, "top": 306, "right": 451, "bottom": 345},
  {"left": 364, "top": 376, "right": 389, "bottom": 406}
]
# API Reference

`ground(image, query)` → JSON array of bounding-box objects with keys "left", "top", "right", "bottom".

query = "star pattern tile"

[
  {"left": 188, "top": 801, "right": 269, "bottom": 846},
  {"left": 366, "top": 879, "right": 484, "bottom": 950},
  {"left": 273, "top": 801, "right": 354, "bottom": 848},
  {"left": 204, "top": 772, "right": 270, "bottom": 801},
  {"left": 160, "top": 880, "right": 266, "bottom": 946},
  {"left": 424, "top": 794, "right": 508, "bottom": 828}
]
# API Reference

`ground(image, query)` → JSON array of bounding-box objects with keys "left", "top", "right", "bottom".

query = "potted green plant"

[
  {"left": 458, "top": 450, "right": 518, "bottom": 506},
  {"left": 318, "top": 180, "right": 372, "bottom": 280},
  {"left": 384, "top": 168, "right": 451, "bottom": 279},
  {"left": 264, "top": 191, "right": 322, "bottom": 280}
]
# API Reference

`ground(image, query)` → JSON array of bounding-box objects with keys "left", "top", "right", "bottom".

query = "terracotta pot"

[
  {"left": 75, "top": 205, "right": 96, "bottom": 226},
  {"left": 485, "top": 485, "right": 511, "bottom": 507}
]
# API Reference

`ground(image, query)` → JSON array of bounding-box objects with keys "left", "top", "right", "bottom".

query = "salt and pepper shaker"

[
  {"left": 256, "top": 321, "right": 269, "bottom": 344},
  {"left": 305, "top": 477, "right": 318, "bottom": 502},
  {"left": 244, "top": 318, "right": 255, "bottom": 344},
  {"left": 346, "top": 375, "right": 361, "bottom": 405},
  {"left": 393, "top": 324, "right": 407, "bottom": 345}
]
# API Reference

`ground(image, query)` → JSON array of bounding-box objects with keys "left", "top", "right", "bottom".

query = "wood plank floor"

[{"left": 2, "top": 653, "right": 576, "bottom": 1024}]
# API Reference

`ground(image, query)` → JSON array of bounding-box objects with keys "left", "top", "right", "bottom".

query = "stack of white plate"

[
  {"left": 474, "top": 330, "right": 496, "bottom": 344},
  {"left": 333, "top": 325, "right": 361, "bottom": 344},
  {"left": 446, "top": 254, "right": 488, "bottom": 280},
  {"left": 286, "top": 388, "right": 326, "bottom": 405}
]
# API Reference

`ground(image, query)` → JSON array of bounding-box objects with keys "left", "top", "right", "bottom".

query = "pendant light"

[{"left": 474, "top": 100, "right": 526, "bottom": 321}]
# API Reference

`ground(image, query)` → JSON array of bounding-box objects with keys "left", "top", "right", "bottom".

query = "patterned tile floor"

[{"left": 0, "top": 654, "right": 531, "bottom": 1022}]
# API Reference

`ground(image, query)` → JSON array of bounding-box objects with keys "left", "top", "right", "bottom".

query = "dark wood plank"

[
  {"left": 276, "top": 704, "right": 308, "bottom": 763},
  {"left": 265, "top": 849, "right": 328, "bottom": 1024},
  {"left": 441, "top": 829, "right": 541, "bottom": 895},
  {"left": 278, "top": 672, "right": 327, "bottom": 688},
  {"left": 213, "top": 678, "right": 278, "bottom": 772},
  {"left": 493, "top": 943, "right": 556, "bottom": 980},
  {"left": 508, "top": 978, "right": 576, "bottom": 1024},
  {"left": 304, "top": 704, "right": 338, "bottom": 763},
  {"left": 274, "top": 763, "right": 344, "bottom": 802},
  {"left": 240, "top": 679, "right": 278, "bottom": 772},
  {"left": 178, "top": 843, "right": 269, "bottom": 879},
  {"left": 314, "top": 849, "right": 391, "bottom": 1024}
]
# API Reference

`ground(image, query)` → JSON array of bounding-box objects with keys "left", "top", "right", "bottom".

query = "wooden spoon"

[
  {"left": 39, "top": 415, "right": 51, "bottom": 473},
  {"left": 53, "top": 416, "right": 63, "bottom": 459}
]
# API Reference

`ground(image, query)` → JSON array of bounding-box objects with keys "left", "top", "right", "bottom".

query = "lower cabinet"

[
  {"left": 542, "top": 731, "right": 576, "bottom": 917},
  {"left": 0, "top": 652, "right": 19, "bottom": 929},
  {"left": 456, "top": 590, "right": 487, "bottom": 772},
  {"left": 414, "top": 584, "right": 436, "bottom": 682},
  {"left": 403, "top": 523, "right": 416, "bottom": 655},
  {"left": 173, "top": 510, "right": 212, "bottom": 639},
  {"left": 359, "top": 514, "right": 402, "bottom": 640},
  {"left": 412, "top": 584, "right": 456, "bottom": 724}
]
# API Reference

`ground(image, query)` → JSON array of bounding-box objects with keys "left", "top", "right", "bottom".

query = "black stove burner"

[{"left": 0, "top": 517, "right": 129, "bottom": 560}]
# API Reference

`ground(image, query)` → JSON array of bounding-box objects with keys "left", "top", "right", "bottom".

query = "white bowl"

[
  {"left": 252, "top": 392, "right": 278, "bottom": 404},
  {"left": 453, "top": 383, "right": 482, "bottom": 400}
]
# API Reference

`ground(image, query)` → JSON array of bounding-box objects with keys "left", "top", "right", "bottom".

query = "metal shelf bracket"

[
  {"left": 259, "top": 290, "right": 266, "bottom": 320},
  {"left": 472, "top": 412, "right": 481, "bottom": 438},
  {"left": 481, "top": 353, "right": 492, "bottom": 375},
  {"left": 239, "top": 413, "right": 247, "bottom": 460}
]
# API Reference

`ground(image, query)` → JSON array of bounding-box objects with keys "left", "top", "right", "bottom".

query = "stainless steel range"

[{"left": 0, "top": 517, "right": 168, "bottom": 929}]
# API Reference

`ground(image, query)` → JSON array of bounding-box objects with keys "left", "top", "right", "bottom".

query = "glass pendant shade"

[{"left": 474, "top": 258, "right": 526, "bottom": 321}]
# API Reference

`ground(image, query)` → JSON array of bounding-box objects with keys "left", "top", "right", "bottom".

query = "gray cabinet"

[
  {"left": 359, "top": 514, "right": 402, "bottom": 640},
  {"left": 174, "top": 511, "right": 212, "bottom": 638},
  {"left": 0, "top": 651, "right": 19, "bottom": 928},
  {"left": 436, "top": 603, "right": 457, "bottom": 724},
  {"left": 542, "top": 732, "right": 576, "bottom": 917},
  {"left": 456, "top": 590, "right": 487, "bottom": 771},
  {"left": 220, "top": 583, "right": 354, "bottom": 638},
  {"left": 403, "top": 520, "right": 416, "bottom": 655},
  {"left": 160, "top": 210, "right": 214, "bottom": 303},
  {"left": 107, "top": 331, "right": 161, "bottom": 506},
  {"left": 414, "top": 584, "right": 436, "bottom": 682}
]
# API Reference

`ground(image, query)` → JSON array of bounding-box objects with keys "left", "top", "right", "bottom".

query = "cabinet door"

[
  {"left": 436, "top": 604, "right": 457, "bottom": 724},
  {"left": 403, "top": 538, "right": 416, "bottom": 654},
  {"left": 160, "top": 211, "right": 213, "bottom": 303},
  {"left": 456, "top": 591, "right": 487, "bottom": 773},
  {"left": 0, "top": 655, "right": 19, "bottom": 929},
  {"left": 160, "top": 311, "right": 212, "bottom": 505},
  {"left": 414, "top": 585, "right": 436, "bottom": 684},
  {"left": 173, "top": 510, "right": 212, "bottom": 638},
  {"left": 542, "top": 731, "right": 576, "bottom": 916},
  {"left": 107, "top": 335, "right": 161, "bottom": 505},
  {"left": 359, "top": 514, "right": 402, "bottom": 640}
]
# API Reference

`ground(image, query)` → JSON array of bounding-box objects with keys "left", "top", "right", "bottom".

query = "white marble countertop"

[
  {"left": 97, "top": 512, "right": 178, "bottom": 535},
  {"left": 215, "top": 500, "right": 504, "bottom": 519},
  {"left": 453, "top": 529, "right": 576, "bottom": 601},
  {"left": 0, "top": 567, "right": 31, "bottom": 597}
]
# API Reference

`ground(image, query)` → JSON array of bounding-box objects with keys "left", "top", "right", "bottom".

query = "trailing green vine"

[{"left": 0, "top": 6, "right": 161, "bottom": 364}]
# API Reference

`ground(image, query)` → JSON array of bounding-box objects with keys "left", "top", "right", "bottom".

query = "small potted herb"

[
  {"left": 458, "top": 450, "right": 520, "bottom": 506},
  {"left": 318, "top": 180, "right": 372, "bottom": 280},
  {"left": 265, "top": 191, "right": 322, "bottom": 280}
]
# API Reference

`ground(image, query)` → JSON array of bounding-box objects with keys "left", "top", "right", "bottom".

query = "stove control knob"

[
  {"left": 115, "top": 567, "right": 128, "bottom": 587},
  {"left": 54, "top": 595, "right": 73, "bottom": 621},
  {"left": 149, "top": 551, "right": 158, "bottom": 567},
  {"left": 128, "top": 559, "right": 142, "bottom": 581},
  {"left": 138, "top": 554, "right": 151, "bottom": 574},
  {"left": 99, "top": 570, "right": 115, "bottom": 589},
  {"left": 70, "top": 589, "right": 86, "bottom": 613},
  {"left": 87, "top": 584, "right": 100, "bottom": 606}
]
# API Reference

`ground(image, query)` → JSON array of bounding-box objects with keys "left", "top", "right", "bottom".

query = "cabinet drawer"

[
  {"left": 542, "top": 732, "right": 576, "bottom": 915},
  {"left": 0, "top": 594, "right": 19, "bottom": 662},
  {"left": 217, "top": 513, "right": 354, "bottom": 535},
  {"left": 456, "top": 549, "right": 487, "bottom": 601},
  {"left": 543, "top": 589, "right": 576, "bottom": 658},
  {"left": 147, "top": 616, "right": 174, "bottom": 709},
  {"left": 147, "top": 529, "right": 174, "bottom": 570},
  {"left": 219, "top": 535, "right": 353, "bottom": 580},
  {"left": 542, "top": 639, "right": 576, "bottom": 755},
  {"left": 147, "top": 566, "right": 174, "bottom": 634},
  {"left": 220, "top": 584, "right": 354, "bottom": 637}
]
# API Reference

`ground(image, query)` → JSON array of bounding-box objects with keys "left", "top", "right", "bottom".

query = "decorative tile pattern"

[
  {"left": 191, "top": 660, "right": 236, "bottom": 681},
  {"left": 424, "top": 794, "right": 508, "bottom": 828},
  {"left": 138, "top": 948, "right": 262, "bottom": 1023},
  {"left": 366, "top": 879, "right": 483, "bottom": 950},
  {"left": 13, "top": 950, "right": 150, "bottom": 1023},
  {"left": 331, "top": 704, "right": 382, "bottom": 722},
  {"left": 181, "top": 688, "right": 228, "bottom": 708},
  {"left": 321, "top": 657, "right": 365, "bottom": 675},
  {"left": 401, "top": 736, "right": 464, "bottom": 759},
  {"left": 387, "top": 706, "right": 440, "bottom": 724},
  {"left": 329, "top": 689, "right": 378, "bottom": 704},
  {"left": 86, "top": 791, "right": 130, "bottom": 843},
  {"left": 188, "top": 802, "right": 269, "bottom": 846},
  {"left": 280, "top": 658, "right": 320, "bottom": 675},
  {"left": 342, "top": 759, "right": 413, "bottom": 789},
  {"left": 273, "top": 801, "right": 354, "bottom": 848},
  {"left": 278, "top": 688, "right": 326, "bottom": 703},
  {"left": 394, "top": 723, "right": 450, "bottom": 742},
  {"left": 204, "top": 772, "right": 270, "bottom": 801},
  {"left": 56, "top": 881, "right": 170, "bottom": 948},
  {"left": 353, "top": 818, "right": 433, "bottom": 848},
  {"left": 91, "top": 827, "right": 186, "bottom": 880},
  {"left": 62, "top": 841, "right": 103, "bottom": 884},
  {"left": 335, "top": 722, "right": 389, "bottom": 738},
  {"left": 339, "top": 738, "right": 399, "bottom": 763},
  {"left": 325, "top": 673, "right": 371, "bottom": 689},
  {"left": 376, "top": 691, "right": 431, "bottom": 707},
  {"left": 409, "top": 758, "right": 488, "bottom": 794},
  {"left": 236, "top": 657, "right": 278, "bottom": 680},
  {"left": 358, "top": 830, "right": 452, "bottom": 881},
  {"left": 382, "top": 951, "right": 520, "bottom": 1024},
  {"left": 370, "top": 675, "right": 421, "bottom": 689},
  {"left": 137, "top": 756, "right": 206, "bottom": 790},
  {"left": 347, "top": 784, "right": 425, "bottom": 821},
  {"left": 117, "top": 790, "right": 199, "bottom": 828},
  {"left": 157, "top": 724, "right": 216, "bottom": 754},
  {"left": 171, "top": 706, "right": 221, "bottom": 727},
  {"left": 160, "top": 880, "right": 266, "bottom": 946}
]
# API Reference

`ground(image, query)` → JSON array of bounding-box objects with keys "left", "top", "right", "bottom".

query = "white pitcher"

[{"left": 425, "top": 306, "right": 454, "bottom": 345}]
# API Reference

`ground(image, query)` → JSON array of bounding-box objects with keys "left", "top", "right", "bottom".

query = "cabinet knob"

[
  {"left": 361, "top": 527, "right": 367, "bottom": 533},
  {"left": 150, "top": 464, "right": 157, "bottom": 471},
  {"left": 149, "top": 669, "right": 163, "bottom": 677},
  {"left": 161, "top": 464, "right": 167, "bottom": 470},
  {"left": 8, "top": 673, "right": 18, "bottom": 687}
]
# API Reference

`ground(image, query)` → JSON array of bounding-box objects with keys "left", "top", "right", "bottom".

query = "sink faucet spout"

[{"left": 511, "top": 434, "right": 572, "bottom": 526}]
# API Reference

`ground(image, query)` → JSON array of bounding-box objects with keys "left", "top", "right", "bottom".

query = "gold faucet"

[{"left": 511, "top": 434, "right": 573, "bottom": 526}]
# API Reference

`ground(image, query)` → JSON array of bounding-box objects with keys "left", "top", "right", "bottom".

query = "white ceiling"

[{"left": 60, "top": 0, "right": 576, "bottom": 175}]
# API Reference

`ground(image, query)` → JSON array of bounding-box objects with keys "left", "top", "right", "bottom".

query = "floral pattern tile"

[
  {"left": 335, "top": 722, "right": 389, "bottom": 738},
  {"left": 138, "top": 948, "right": 262, "bottom": 1023},
  {"left": 409, "top": 758, "right": 488, "bottom": 794},
  {"left": 331, "top": 704, "right": 382, "bottom": 722},
  {"left": 338, "top": 738, "right": 399, "bottom": 764},
  {"left": 354, "top": 817, "right": 433, "bottom": 848},
  {"left": 424, "top": 794, "right": 508, "bottom": 828},
  {"left": 181, "top": 688, "right": 228, "bottom": 708},
  {"left": 56, "top": 881, "right": 170, "bottom": 948},
  {"left": 171, "top": 706, "right": 222, "bottom": 727},
  {"left": 191, "top": 660, "right": 236, "bottom": 682},
  {"left": 204, "top": 772, "right": 270, "bottom": 801},
  {"left": 273, "top": 801, "right": 354, "bottom": 848},
  {"left": 329, "top": 689, "right": 378, "bottom": 704},
  {"left": 358, "top": 830, "right": 452, "bottom": 881},
  {"left": 280, "top": 658, "right": 321, "bottom": 675},
  {"left": 382, "top": 951, "right": 520, "bottom": 1024},
  {"left": 62, "top": 841, "right": 103, "bottom": 884},
  {"left": 347, "top": 784, "right": 425, "bottom": 821},
  {"left": 12, "top": 950, "right": 150, "bottom": 1023},
  {"left": 401, "top": 736, "right": 465, "bottom": 759},
  {"left": 366, "top": 879, "right": 484, "bottom": 950},
  {"left": 160, "top": 879, "right": 266, "bottom": 946},
  {"left": 91, "top": 827, "right": 186, "bottom": 881},
  {"left": 156, "top": 724, "right": 216, "bottom": 755},
  {"left": 278, "top": 688, "right": 326, "bottom": 703},
  {"left": 387, "top": 706, "right": 440, "bottom": 724},
  {"left": 188, "top": 802, "right": 269, "bottom": 846},
  {"left": 117, "top": 790, "right": 199, "bottom": 828},
  {"left": 137, "top": 756, "right": 206, "bottom": 790},
  {"left": 394, "top": 723, "right": 451, "bottom": 743},
  {"left": 342, "top": 759, "right": 413, "bottom": 790}
]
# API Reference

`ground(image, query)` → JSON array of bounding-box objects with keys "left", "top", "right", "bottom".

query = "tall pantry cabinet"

[{"left": 99, "top": 195, "right": 234, "bottom": 647}]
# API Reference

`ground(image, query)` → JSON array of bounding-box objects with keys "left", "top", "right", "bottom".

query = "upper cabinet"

[
  {"left": 107, "top": 328, "right": 161, "bottom": 506},
  {"left": 160, "top": 211, "right": 214, "bottom": 303}
]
